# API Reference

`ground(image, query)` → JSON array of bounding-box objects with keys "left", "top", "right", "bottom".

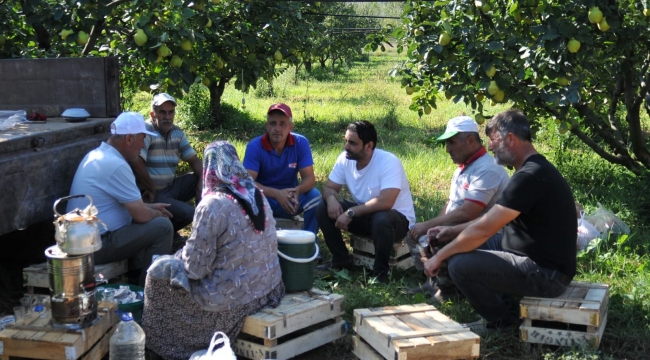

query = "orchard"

[{"left": 368, "top": 0, "right": 650, "bottom": 174}]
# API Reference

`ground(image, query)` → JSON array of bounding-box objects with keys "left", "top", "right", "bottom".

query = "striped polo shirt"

[{"left": 140, "top": 121, "right": 197, "bottom": 190}]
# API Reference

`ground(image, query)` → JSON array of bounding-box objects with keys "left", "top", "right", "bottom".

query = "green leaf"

[
  {"left": 487, "top": 41, "right": 504, "bottom": 51},
  {"left": 181, "top": 8, "right": 195, "bottom": 19}
]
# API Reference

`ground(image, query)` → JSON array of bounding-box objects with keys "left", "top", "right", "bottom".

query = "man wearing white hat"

[
  {"left": 406, "top": 115, "right": 509, "bottom": 301},
  {"left": 68, "top": 112, "right": 174, "bottom": 286},
  {"left": 129, "top": 93, "right": 203, "bottom": 240}
]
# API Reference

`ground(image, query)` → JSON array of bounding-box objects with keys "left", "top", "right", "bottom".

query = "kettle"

[{"left": 53, "top": 195, "right": 105, "bottom": 255}]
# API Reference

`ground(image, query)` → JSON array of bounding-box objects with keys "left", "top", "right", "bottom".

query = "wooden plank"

[
  {"left": 23, "top": 260, "right": 128, "bottom": 289},
  {"left": 240, "top": 291, "right": 344, "bottom": 340},
  {"left": 103, "top": 56, "right": 121, "bottom": 117},
  {"left": 350, "top": 234, "right": 410, "bottom": 258},
  {"left": 274, "top": 217, "right": 304, "bottom": 230},
  {"left": 520, "top": 282, "right": 607, "bottom": 327},
  {"left": 352, "top": 253, "right": 414, "bottom": 270},
  {"left": 520, "top": 311, "right": 607, "bottom": 349},
  {"left": 352, "top": 335, "right": 385, "bottom": 360},
  {"left": 80, "top": 324, "right": 116, "bottom": 360},
  {"left": 354, "top": 305, "right": 479, "bottom": 360},
  {"left": 233, "top": 320, "right": 345, "bottom": 360}
]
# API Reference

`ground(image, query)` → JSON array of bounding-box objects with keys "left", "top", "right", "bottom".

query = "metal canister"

[{"left": 45, "top": 245, "right": 97, "bottom": 329}]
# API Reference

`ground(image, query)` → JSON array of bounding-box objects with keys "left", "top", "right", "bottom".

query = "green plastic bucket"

[
  {"left": 100, "top": 284, "right": 144, "bottom": 323},
  {"left": 276, "top": 230, "right": 319, "bottom": 292}
]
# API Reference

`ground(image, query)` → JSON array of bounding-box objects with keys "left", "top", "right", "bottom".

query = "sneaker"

[
  {"left": 316, "top": 261, "right": 354, "bottom": 271},
  {"left": 372, "top": 272, "right": 390, "bottom": 285},
  {"left": 462, "top": 318, "right": 519, "bottom": 336},
  {"left": 431, "top": 286, "right": 463, "bottom": 304}
]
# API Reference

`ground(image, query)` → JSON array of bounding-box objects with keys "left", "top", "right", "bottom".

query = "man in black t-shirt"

[{"left": 423, "top": 109, "right": 576, "bottom": 331}]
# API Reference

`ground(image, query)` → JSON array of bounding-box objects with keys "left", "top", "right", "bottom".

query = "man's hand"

[
  {"left": 148, "top": 203, "right": 173, "bottom": 218},
  {"left": 274, "top": 188, "right": 299, "bottom": 215},
  {"left": 326, "top": 198, "right": 344, "bottom": 220},
  {"left": 142, "top": 190, "right": 156, "bottom": 204},
  {"left": 196, "top": 179, "right": 203, "bottom": 202},
  {"left": 408, "top": 222, "right": 430, "bottom": 240},
  {"left": 427, "top": 226, "right": 456, "bottom": 246},
  {"left": 335, "top": 213, "right": 352, "bottom": 231},
  {"left": 423, "top": 254, "right": 443, "bottom": 278}
]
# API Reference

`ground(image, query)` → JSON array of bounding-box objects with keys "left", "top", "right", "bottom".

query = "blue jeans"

[
  {"left": 316, "top": 199, "right": 410, "bottom": 276},
  {"left": 448, "top": 250, "right": 572, "bottom": 324},
  {"left": 267, "top": 188, "right": 321, "bottom": 236}
]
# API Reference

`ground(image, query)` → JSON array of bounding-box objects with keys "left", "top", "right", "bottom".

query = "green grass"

[{"left": 130, "top": 46, "right": 650, "bottom": 359}]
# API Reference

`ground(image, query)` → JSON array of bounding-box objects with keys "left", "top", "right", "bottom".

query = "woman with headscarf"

[{"left": 142, "top": 141, "right": 285, "bottom": 360}]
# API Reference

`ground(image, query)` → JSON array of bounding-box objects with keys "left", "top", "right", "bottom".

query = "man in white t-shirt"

[
  {"left": 67, "top": 112, "right": 174, "bottom": 286},
  {"left": 406, "top": 116, "right": 509, "bottom": 301},
  {"left": 316, "top": 120, "right": 415, "bottom": 284}
]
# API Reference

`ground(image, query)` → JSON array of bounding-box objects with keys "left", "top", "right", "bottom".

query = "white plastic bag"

[
  {"left": 189, "top": 331, "right": 236, "bottom": 360},
  {"left": 584, "top": 203, "right": 630, "bottom": 235},
  {"left": 577, "top": 211, "right": 600, "bottom": 250},
  {"left": 0, "top": 110, "right": 27, "bottom": 131}
]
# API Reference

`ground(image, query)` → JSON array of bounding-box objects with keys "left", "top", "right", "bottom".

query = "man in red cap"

[{"left": 243, "top": 103, "right": 321, "bottom": 236}]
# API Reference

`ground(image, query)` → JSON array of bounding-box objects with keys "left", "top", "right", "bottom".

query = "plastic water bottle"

[{"left": 110, "top": 312, "right": 145, "bottom": 360}]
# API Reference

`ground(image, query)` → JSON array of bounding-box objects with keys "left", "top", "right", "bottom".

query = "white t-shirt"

[
  {"left": 67, "top": 142, "right": 142, "bottom": 234},
  {"left": 329, "top": 149, "right": 416, "bottom": 226}
]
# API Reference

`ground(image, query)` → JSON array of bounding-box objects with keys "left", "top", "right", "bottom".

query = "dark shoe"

[
  {"left": 406, "top": 278, "right": 437, "bottom": 295},
  {"left": 431, "top": 286, "right": 463, "bottom": 304},
  {"left": 372, "top": 272, "right": 390, "bottom": 285},
  {"left": 316, "top": 261, "right": 354, "bottom": 271}
]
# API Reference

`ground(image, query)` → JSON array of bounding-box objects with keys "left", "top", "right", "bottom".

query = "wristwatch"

[{"left": 346, "top": 209, "right": 355, "bottom": 218}]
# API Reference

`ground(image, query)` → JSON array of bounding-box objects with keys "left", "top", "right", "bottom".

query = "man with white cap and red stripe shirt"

[
  {"left": 406, "top": 115, "right": 509, "bottom": 301},
  {"left": 243, "top": 103, "right": 321, "bottom": 237}
]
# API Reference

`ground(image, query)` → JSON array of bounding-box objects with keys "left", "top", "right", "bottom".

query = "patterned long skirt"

[{"left": 141, "top": 276, "right": 285, "bottom": 360}]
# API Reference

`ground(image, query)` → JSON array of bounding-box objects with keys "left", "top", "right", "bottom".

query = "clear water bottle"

[{"left": 110, "top": 312, "right": 145, "bottom": 360}]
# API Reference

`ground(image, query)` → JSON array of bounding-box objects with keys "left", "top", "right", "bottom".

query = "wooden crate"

[
  {"left": 233, "top": 289, "right": 346, "bottom": 359},
  {"left": 0, "top": 302, "right": 118, "bottom": 360},
  {"left": 353, "top": 304, "right": 480, "bottom": 360},
  {"left": 274, "top": 216, "right": 304, "bottom": 231},
  {"left": 350, "top": 235, "right": 414, "bottom": 270},
  {"left": 519, "top": 281, "right": 609, "bottom": 349},
  {"left": 23, "top": 260, "right": 128, "bottom": 293}
]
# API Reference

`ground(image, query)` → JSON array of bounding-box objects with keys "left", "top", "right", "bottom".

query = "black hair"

[{"left": 346, "top": 120, "right": 377, "bottom": 149}]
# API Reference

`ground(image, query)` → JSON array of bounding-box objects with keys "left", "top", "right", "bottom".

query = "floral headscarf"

[{"left": 203, "top": 141, "right": 260, "bottom": 215}]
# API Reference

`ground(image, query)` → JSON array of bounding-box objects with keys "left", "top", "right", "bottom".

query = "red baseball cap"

[{"left": 267, "top": 103, "right": 292, "bottom": 118}]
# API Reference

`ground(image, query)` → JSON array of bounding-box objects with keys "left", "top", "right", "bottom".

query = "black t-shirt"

[{"left": 498, "top": 154, "right": 576, "bottom": 278}]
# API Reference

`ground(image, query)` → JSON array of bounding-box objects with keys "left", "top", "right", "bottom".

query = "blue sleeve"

[
  {"left": 106, "top": 164, "right": 142, "bottom": 203},
  {"left": 243, "top": 139, "right": 261, "bottom": 172},
  {"left": 297, "top": 136, "right": 314, "bottom": 170}
]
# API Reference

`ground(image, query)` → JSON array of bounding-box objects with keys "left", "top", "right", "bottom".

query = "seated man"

[
  {"left": 129, "top": 93, "right": 203, "bottom": 237},
  {"left": 316, "top": 120, "right": 415, "bottom": 284},
  {"left": 244, "top": 103, "right": 321, "bottom": 236},
  {"left": 67, "top": 112, "right": 174, "bottom": 286},
  {"left": 424, "top": 110, "right": 576, "bottom": 331},
  {"left": 407, "top": 116, "right": 509, "bottom": 300}
]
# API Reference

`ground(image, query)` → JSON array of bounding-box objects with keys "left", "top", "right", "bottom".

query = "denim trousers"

[
  {"left": 267, "top": 188, "right": 322, "bottom": 237},
  {"left": 448, "top": 249, "right": 572, "bottom": 323},
  {"left": 315, "top": 199, "right": 409, "bottom": 276}
]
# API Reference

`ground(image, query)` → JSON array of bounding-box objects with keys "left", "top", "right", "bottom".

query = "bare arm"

[
  {"left": 247, "top": 169, "right": 280, "bottom": 199},
  {"left": 409, "top": 200, "right": 484, "bottom": 239},
  {"left": 186, "top": 154, "right": 203, "bottom": 179},
  {"left": 322, "top": 180, "right": 344, "bottom": 220},
  {"left": 424, "top": 204, "right": 519, "bottom": 277},
  {"left": 123, "top": 199, "right": 172, "bottom": 223},
  {"left": 295, "top": 166, "right": 316, "bottom": 195},
  {"left": 347, "top": 188, "right": 399, "bottom": 217},
  {"left": 128, "top": 157, "right": 156, "bottom": 202}
]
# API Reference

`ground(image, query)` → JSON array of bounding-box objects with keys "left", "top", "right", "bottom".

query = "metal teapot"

[{"left": 53, "top": 195, "right": 105, "bottom": 255}]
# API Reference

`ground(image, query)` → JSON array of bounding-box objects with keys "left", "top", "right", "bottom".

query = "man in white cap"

[
  {"left": 68, "top": 112, "right": 174, "bottom": 286},
  {"left": 243, "top": 103, "right": 321, "bottom": 237},
  {"left": 406, "top": 115, "right": 509, "bottom": 301},
  {"left": 129, "top": 93, "right": 203, "bottom": 241}
]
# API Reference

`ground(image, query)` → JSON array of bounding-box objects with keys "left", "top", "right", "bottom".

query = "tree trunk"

[
  {"left": 305, "top": 60, "right": 312, "bottom": 73},
  {"left": 319, "top": 58, "right": 326, "bottom": 68},
  {"left": 209, "top": 78, "right": 228, "bottom": 127}
]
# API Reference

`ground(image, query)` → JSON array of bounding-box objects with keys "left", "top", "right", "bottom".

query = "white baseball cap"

[
  {"left": 436, "top": 116, "right": 479, "bottom": 141},
  {"left": 151, "top": 93, "right": 177, "bottom": 107},
  {"left": 110, "top": 112, "right": 158, "bottom": 136}
]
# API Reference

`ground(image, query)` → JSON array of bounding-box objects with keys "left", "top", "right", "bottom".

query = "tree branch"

[
  {"left": 82, "top": 19, "right": 104, "bottom": 56},
  {"left": 623, "top": 59, "right": 650, "bottom": 168},
  {"left": 608, "top": 75, "right": 625, "bottom": 145},
  {"left": 106, "top": 0, "right": 130, "bottom": 9}
]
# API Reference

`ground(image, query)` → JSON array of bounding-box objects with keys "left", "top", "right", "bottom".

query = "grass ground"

[{"left": 1, "top": 47, "right": 649, "bottom": 359}]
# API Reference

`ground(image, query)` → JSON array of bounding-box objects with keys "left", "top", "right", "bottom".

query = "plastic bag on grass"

[
  {"left": 577, "top": 211, "right": 600, "bottom": 250},
  {"left": 584, "top": 203, "right": 630, "bottom": 235}
]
